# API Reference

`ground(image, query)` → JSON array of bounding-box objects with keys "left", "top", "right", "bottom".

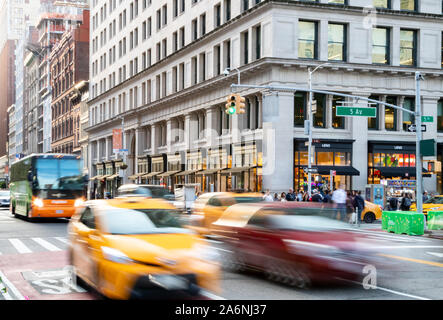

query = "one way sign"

[{"left": 407, "top": 124, "right": 426, "bottom": 132}]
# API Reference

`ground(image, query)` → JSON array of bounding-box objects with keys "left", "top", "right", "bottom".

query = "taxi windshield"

[
  {"left": 424, "top": 197, "right": 443, "bottom": 204},
  {"left": 234, "top": 197, "right": 264, "bottom": 204},
  {"left": 102, "top": 208, "right": 189, "bottom": 235}
]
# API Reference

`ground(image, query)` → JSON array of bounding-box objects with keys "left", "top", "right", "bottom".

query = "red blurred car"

[{"left": 211, "top": 202, "right": 375, "bottom": 288}]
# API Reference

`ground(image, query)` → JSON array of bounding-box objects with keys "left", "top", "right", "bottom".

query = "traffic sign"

[
  {"left": 336, "top": 106, "right": 376, "bottom": 117},
  {"left": 303, "top": 167, "right": 318, "bottom": 174},
  {"left": 421, "top": 116, "right": 434, "bottom": 123},
  {"left": 407, "top": 124, "right": 426, "bottom": 132}
]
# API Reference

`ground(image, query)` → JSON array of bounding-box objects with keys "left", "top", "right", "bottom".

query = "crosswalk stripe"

[
  {"left": 54, "top": 237, "right": 69, "bottom": 244},
  {"left": 9, "top": 239, "right": 32, "bottom": 254},
  {"left": 31, "top": 238, "right": 62, "bottom": 252}
]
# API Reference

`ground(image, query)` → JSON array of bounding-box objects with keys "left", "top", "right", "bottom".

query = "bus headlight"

[
  {"left": 74, "top": 199, "right": 85, "bottom": 207},
  {"left": 33, "top": 198, "right": 44, "bottom": 208}
]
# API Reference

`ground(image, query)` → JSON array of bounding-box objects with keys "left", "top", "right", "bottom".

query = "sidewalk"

[
  {"left": 352, "top": 221, "right": 443, "bottom": 240},
  {"left": 424, "top": 230, "right": 443, "bottom": 240}
]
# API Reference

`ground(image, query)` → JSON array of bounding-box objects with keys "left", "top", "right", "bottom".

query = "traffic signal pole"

[
  {"left": 415, "top": 72, "right": 424, "bottom": 225},
  {"left": 307, "top": 69, "right": 313, "bottom": 197}
]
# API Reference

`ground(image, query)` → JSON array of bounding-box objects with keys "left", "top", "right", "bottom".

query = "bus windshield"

[{"left": 35, "top": 158, "right": 83, "bottom": 190}]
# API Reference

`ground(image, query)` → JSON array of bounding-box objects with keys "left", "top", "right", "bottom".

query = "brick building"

[{"left": 50, "top": 9, "right": 89, "bottom": 154}]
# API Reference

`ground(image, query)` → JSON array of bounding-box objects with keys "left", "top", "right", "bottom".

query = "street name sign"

[
  {"left": 407, "top": 125, "right": 426, "bottom": 132},
  {"left": 303, "top": 167, "right": 318, "bottom": 174},
  {"left": 336, "top": 106, "right": 376, "bottom": 117},
  {"left": 421, "top": 116, "right": 434, "bottom": 123}
]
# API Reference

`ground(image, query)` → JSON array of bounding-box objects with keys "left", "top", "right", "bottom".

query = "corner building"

[{"left": 86, "top": 0, "right": 443, "bottom": 197}]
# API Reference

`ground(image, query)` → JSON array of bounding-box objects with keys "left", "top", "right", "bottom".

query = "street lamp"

[
  {"left": 307, "top": 63, "right": 329, "bottom": 197},
  {"left": 223, "top": 67, "right": 241, "bottom": 85}
]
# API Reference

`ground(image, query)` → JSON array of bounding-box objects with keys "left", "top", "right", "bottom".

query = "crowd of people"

[{"left": 262, "top": 186, "right": 365, "bottom": 225}]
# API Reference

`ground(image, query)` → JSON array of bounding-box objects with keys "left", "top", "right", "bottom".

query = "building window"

[
  {"left": 331, "top": 96, "right": 345, "bottom": 129},
  {"left": 400, "top": 0, "right": 416, "bottom": 11},
  {"left": 294, "top": 92, "right": 306, "bottom": 127},
  {"left": 372, "top": 27, "right": 390, "bottom": 64},
  {"left": 367, "top": 96, "right": 380, "bottom": 130},
  {"left": 313, "top": 93, "right": 326, "bottom": 128},
  {"left": 254, "top": 25, "right": 261, "bottom": 60},
  {"left": 402, "top": 97, "right": 415, "bottom": 131},
  {"left": 328, "top": 23, "right": 346, "bottom": 61},
  {"left": 438, "top": 99, "right": 443, "bottom": 132},
  {"left": 224, "top": 0, "right": 231, "bottom": 22},
  {"left": 242, "top": 31, "right": 249, "bottom": 65},
  {"left": 214, "top": 3, "right": 221, "bottom": 28},
  {"left": 385, "top": 96, "right": 397, "bottom": 131},
  {"left": 298, "top": 20, "right": 317, "bottom": 59},
  {"left": 373, "top": 0, "right": 390, "bottom": 8},
  {"left": 400, "top": 29, "right": 416, "bottom": 66}
]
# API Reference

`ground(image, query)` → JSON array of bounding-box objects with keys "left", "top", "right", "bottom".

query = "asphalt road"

[{"left": 0, "top": 207, "right": 442, "bottom": 300}]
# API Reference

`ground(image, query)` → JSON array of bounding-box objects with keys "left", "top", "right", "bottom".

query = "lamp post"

[
  {"left": 224, "top": 67, "right": 241, "bottom": 85},
  {"left": 415, "top": 71, "right": 424, "bottom": 226},
  {"left": 307, "top": 63, "right": 329, "bottom": 197}
]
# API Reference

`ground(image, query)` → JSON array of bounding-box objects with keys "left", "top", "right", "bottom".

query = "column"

[
  {"left": 105, "top": 137, "right": 110, "bottom": 161},
  {"left": 184, "top": 114, "right": 191, "bottom": 150},
  {"left": 96, "top": 139, "right": 101, "bottom": 163},
  {"left": 151, "top": 124, "right": 157, "bottom": 155},
  {"left": 206, "top": 107, "right": 217, "bottom": 147},
  {"left": 262, "top": 91, "right": 294, "bottom": 193},
  {"left": 166, "top": 119, "right": 173, "bottom": 153},
  {"left": 351, "top": 93, "right": 370, "bottom": 192},
  {"left": 135, "top": 128, "right": 141, "bottom": 174},
  {"left": 398, "top": 96, "right": 405, "bottom": 132},
  {"left": 379, "top": 95, "right": 386, "bottom": 131}
]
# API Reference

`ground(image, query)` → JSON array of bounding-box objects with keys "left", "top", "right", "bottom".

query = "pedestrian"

[
  {"left": 346, "top": 191, "right": 355, "bottom": 221},
  {"left": 423, "top": 191, "right": 429, "bottom": 203},
  {"left": 311, "top": 189, "right": 323, "bottom": 202},
  {"left": 263, "top": 189, "right": 274, "bottom": 202},
  {"left": 297, "top": 190, "right": 303, "bottom": 202},
  {"left": 332, "top": 186, "right": 347, "bottom": 221},
  {"left": 389, "top": 196, "right": 398, "bottom": 211},
  {"left": 281, "top": 192, "right": 287, "bottom": 202},
  {"left": 273, "top": 193, "right": 279, "bottom": 202},
  {"left": 323, "top": 190, "right": 332, "bottom": 203},
  {"left": 400, "top": 193, "right": 412, "bottom": 211},
  {"left": 285, "top": 188, "right": 296, "bottom": 201},
  {"left": 352, "top": 190, "right": 365, "bottom": 227},
  {"left": 302, "top": 191, "right": 310, "bottom": 202}
]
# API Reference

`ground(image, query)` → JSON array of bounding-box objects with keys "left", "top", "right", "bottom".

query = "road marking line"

[
  {"left": 337, "top": 278, "right": 431, "bottom": 300},
  {"left": 378, "top": 253, "right": 443, "bottom": 268},
  {"left": 31, "top": 238, "right": 62, "bottom": 252},
  {"left": 0, "top": 270, "right": 25, "bottom": 300},
  {"left": 9, "top": 239, "right": 32, "bottom": 254},
  {"left": 371, "top": 245, "right": 443, "bottom": 249},
  {"left": 54, "top": 237, "right": 69, "bottom": 244},
  {"left": 427, "top": 252, "right": 443, "bottom": 258},
  {"left": 200, "top": 290, "right": 226, "bottom": 300}
]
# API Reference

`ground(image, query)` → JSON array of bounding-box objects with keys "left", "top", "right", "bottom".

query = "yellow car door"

[{"left": 205, "top": 195, "right": 229, "bottom": 230}]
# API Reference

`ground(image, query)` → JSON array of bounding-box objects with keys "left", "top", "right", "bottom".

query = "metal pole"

[
  {"left": 415, "top": 72, "right": 424, "bottom": 223},
  {"left": 122, "top": 117, "right": 126, "bottom": 184},
  {"left": 307, "top": 69, "right": 313, "bottom": 197}
]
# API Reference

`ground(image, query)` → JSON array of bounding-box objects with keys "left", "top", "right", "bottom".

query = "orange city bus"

[{"left": 9, "top": 154, "right": 87, "bottom": 220}]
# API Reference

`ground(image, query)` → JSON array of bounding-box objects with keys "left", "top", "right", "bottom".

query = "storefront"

[
  {"left": 144, "top": 154, "right": 167, "bottom": 185},
  {"left": 129, "top": 156, "right": 149, "bottom": 183},
  {"left": 437, "top": 143, "right": 443, "bottom": 195},
  {"left": 177, "top": 150, "right": 205, "bottom": 188},
  {"left": 221, "top": 143, "right": 263, "bottom": 192},
  {"left": 157, "top": 153, "right": 184, "bottom": 192},
  {"left": 197, "top": 147, "right": 229, "bottom": 192},
  {"left": 90, "top": 162, "right": 105, "bottom": 199},
  {"left": 106, "top": 160, "right": 124, "bottom": 198},
  {"left": 368, "top": 141, "right": 418, "bottom": 196},
  {"left": 294, "top": 139, "right": 359, "bottom": 191}
]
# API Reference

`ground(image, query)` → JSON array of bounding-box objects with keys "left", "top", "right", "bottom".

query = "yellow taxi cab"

[
  {"left": 410, "top": 195, "right": 443, "bottom": 215},
  {"left": 361, "top": 201, "right": 383, "bottom": 223},
  {"left": 68, "top": 197, "right": 220, "bottom": 300},
  {"left": 189, "top": 192, "right": 264, "bottom": 235}
]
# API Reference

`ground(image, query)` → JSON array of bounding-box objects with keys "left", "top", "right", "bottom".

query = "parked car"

[
  {"left": 68, "top": 197, "right": 220, "bottom": 299},
  {"left": 211, "top": 202, "right": 377, "bottom": 287},
  {"left": 361, "top": 201, "right": 383, "bottom": 223},
  {"left": 410, "top": 195, "right": 443, "bottom": 215},
  {"left": 0, "top": 190, "right": 10, "bottom": 207},
  {"left": 116, "top": 184, "right": 181, "bottom": 207}
]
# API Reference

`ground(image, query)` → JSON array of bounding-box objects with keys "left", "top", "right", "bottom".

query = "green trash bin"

[
  {"left": 382, "top": 211, "right": 425, "bottom": 236},
  {"left": 427, "top": 211, "right": 443, "bottom": 230}
]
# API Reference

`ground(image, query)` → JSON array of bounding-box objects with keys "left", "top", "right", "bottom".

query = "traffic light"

[
  {"left": 426, "top": 160, "right": 442, "bottom": 174},
  {"left": 236, "top": 95, "right": 246, "bottom": 114},
  {"left": 225, "top": 94, "right": 237, "bottom": 115}
]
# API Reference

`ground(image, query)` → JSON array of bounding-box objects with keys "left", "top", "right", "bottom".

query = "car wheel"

[
  {"left": 222, "top": 246, "right": 246, "bottom": 273},
  {"left": 364, "top": 212, "right": 376, "bottom": 224}
]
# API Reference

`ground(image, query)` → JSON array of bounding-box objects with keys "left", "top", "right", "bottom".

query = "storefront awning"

[
  {"left": 302, "top": 166, "right": 360, "bottom": 176},
  {"left": 106, "top": 174, "right": 120, "bottom": 180},
  {"left": 142, "top": 171, "right": 163, "bottom": 178},
  {"left": 176, "top": 170, "right": 202, "bottom": 176},
  {"left": 89, "top": 175, "right": 103, "bottom": 181},
  {"left": 128, "top": 175, "right": 139, "bottom": 180},
  {"left": 221, "top": 166, "right": 258, "bottom": 174},
  {"left": 196, "top": 168, "right": 226, "bottom": 175},
  {"left": 376, "top": 167, "right": 427, "bottom": 178},
  {"left": 157, "top": 170, "right": 182, "bottom": 177}
]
